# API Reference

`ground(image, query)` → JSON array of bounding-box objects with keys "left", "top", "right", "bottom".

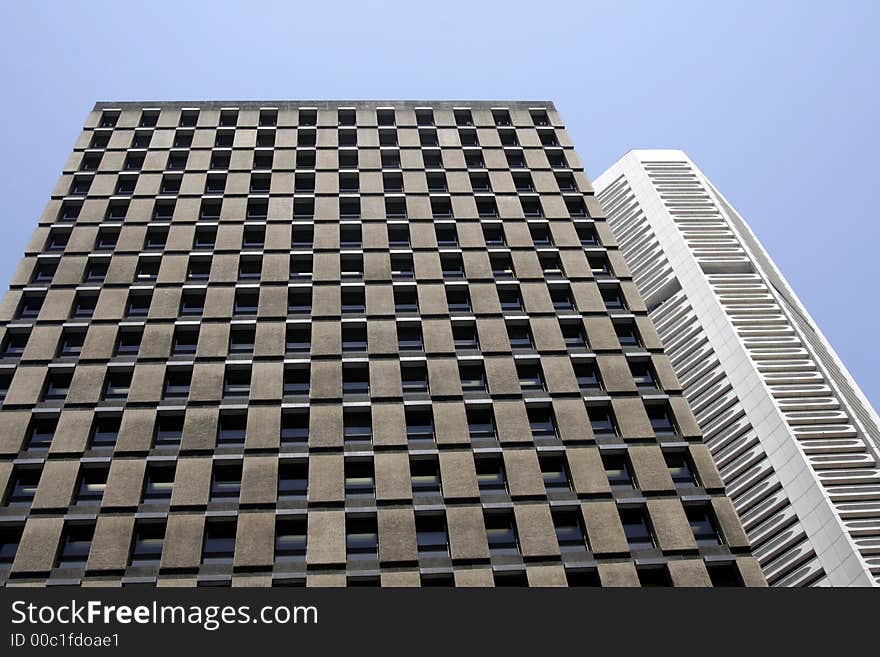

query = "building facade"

[
  {"left": 0, "top": 103, "right": 761, "bottom": 587},
  {"left": 595, "top": 149, "right": 880, "bottom": 586}
]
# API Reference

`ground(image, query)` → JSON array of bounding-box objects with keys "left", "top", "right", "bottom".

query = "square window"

[
  {"left": 342, "top": 364, "right": 370, "bottom": 395},
  {"left": 76, "top": 466, "right": 108, "bottom": 504},
  {"left": 344, "top": 460, "right": 375, "bottom": 498},
  {"left": 553, "top": 510, "right": 587, "bottom": 553},
  {"left": 343, "top": 408, "right": 372, "bottom": 443},
  {"left": 278, "top": 462, "right": 309, "bottom": 500},
  {"left": 211, "top": 463, "right": 242, "bottom": 500},
  {"left": 603, "top": 453, "right": 634, "bottom": 489},
  {"left": 154, "top": 413, "right": 184, "bottom": 445},
  {"left": 445, "top": 286, "right": 471, "bottom": 312},
  {"left": 27, "top": 416, "right": 57, "bottom": 449},
  {"left": 180, "top": 290, "right": 206, "bottom": 316},
  {"left": 459, "top": 362, "right": 487, "bottom": 393},
  {"left": 541, "top": 455, "right": 572, "bottom": 492},
  {"left": 163, "top": 369, "right": 192, "bottom": 399},
  {"left": 130, "top": 521, "right": 166, "bottom": 565},
  {"left": 275, "top": 518, "right": 307, "bottom": 560},
  {"left": 5, "top": 467, "right": 41, "bottom": 505},
  {"left": 621, "top": 508, "right": 655, "bottom": 550},
  {"left": 517, "top": 362, "right": 545, "bottom": 391},
  {"left": 202, "top": 519, "right": 236, "bottom": 563},
  {"left": 467, "top": 406, "right": 496, "bottom": 440},
  {"left": 588, "top": 404, "right": 617, "bottom": 437},
  {"left": 281, "top": 410, "right": 309, "bottom": 445},
  {"left": 90, "top": 416, "right": 120, "bottom": 447},
  {"left": 506, "top": 322, "right": 533, "bottom": 349},
  {"left": 233, "top": 289, "right": 259, "bottom": 315},
  {"left": 405, "top": 407, "right": 434, "bottom": 441},
  {"left": 57, "top": 523, "right": 94, "bottom": 567},
  {"left": 410, "top": 458, "right": 441, "bottom": 495},
  {"left": 229, "top": 325, "right": 256, "bottom": 353},
  {"left": 283, "top": 365, "right": 310, "bottom": 396},
  {"left": 43, "top": 370, "right": 72, "bottom": 400},
  {"left": 394, "top": 287, "right": 418, "bottom": 313},
  {"left": 401, "top": 363, "right": 429, "bottom": 394},
  {"left": 476, "top": 457, "right": 506, "bottom": 493},
  {"left": 416, "top": 514, "right": 449, "bottom": 556},
  {"left": 341, "top": 287, "right": 366, "bottom": 314},
  {"left": 217, "top": 412, "right": 247, "bottom": 445},
  {"left": 3, "top": 331, "right": 30, "bottom": 357},
  {"left": 397, "top": 324, "right": 423, "bottom": 351},
  {"left": 452, "top": 322, "right": 479, "bottom": 350},
  {"left": 285, "top": 324, "right": 311, "bottom": 353},
  {"left": 103, "top": 370, "right": 131, "bottom": 399},
  {"left": 485, "top": 512, "right": 519, "bottom": 555},
  {"left": 58, "top": 329, "right": 86, "bottom": 356},
  {"left": 346, "top": 516, "right": 378, "bottom": 560},
  {"left": 527, "top": 406, "right": 557, "bottom": 439},
  {"left": 142, "top": 465, "right": 175, "bottom": 501}
]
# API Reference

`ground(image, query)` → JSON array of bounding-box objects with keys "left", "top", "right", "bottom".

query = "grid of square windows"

[{"left": 0, "top": 101, "right": 756, "bottom": 588}]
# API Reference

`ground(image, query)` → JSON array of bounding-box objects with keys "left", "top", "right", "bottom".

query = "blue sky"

[{"left": 1, "top": 0, "right": 878, "bottom": 407}]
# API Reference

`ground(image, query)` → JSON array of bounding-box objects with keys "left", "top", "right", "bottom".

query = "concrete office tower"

[
  {"left": 0, "top": 103, "right": 762, "bottom": 587},
  {"left": 595, "top": 150, "right": 880, "bottom": 586}
]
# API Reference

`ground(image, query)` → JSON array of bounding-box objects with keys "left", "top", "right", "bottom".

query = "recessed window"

[
  {"left": 217, "top": 412, "right": 247, "bottom": 445},
  {"left": 375, "top": 108, "right": 395, "bottom": 126},
  {"left": 168, "top": 151, "right": 188, "bottom": 170},
  {"left": 210, "top": 462, "right": 242, "bottom": 501},
  {"left": 506, "top": 321, "right": 533, "bottom": 349},
  {"left": 416, "top": 514, "right": 449, "bottom": 557},
  {"left": 516, "top": 361, "right": 545, "bottom": 392},
  {"left": 288, "top": 288, "right": 312, "bottom": 315},
  {"left": 171, "top": 326, "right": 199, "bottom": 355},
  {"left": 445, "top": 286, "right": 471, "bottom": 312},
  {"left": 124, "top": 152, "right": 145, "bottom": 170},
  {"left": 43, "top": 370, "right": 72, "bottom": 401},
  {"left": 58, "top": 328, "right": 86, "bottom": 356},
  {"left": 17, "top": 293, "right": 44, "bottom": 319},
  {"left": 401, "top": 362, "right": 429, "bottom": 394},
  {"left": 467, "top": 406, "right": 496, "bottom": 440},
  {"left": 211, "top": 151, "right": 231, "bottom": 171},
  {"left": 342, "top": 323, "right": 367, "bottom": 352},
  {"left": 393, "top": 287, "right": 418, "bottom": 314},
  {"left": 431, "top": 196, "right": 452, "bottom": 218},
  {"left": 629, "top": 361, "right": 658, "bottom": 388},
  {"left": 521, "top": 197, "right": 543, "bottom": 218},
  {"left": 46, "top": 229, "right": 70, "bottom": 251},
  {"left": 441, "top": 253, "right": 465, "bottom": 278},
  {"left": 573, "top": 360, "right": 602, "bottom": 390},
  {"left": 381, "top": 149, "right": 400, "bottom": 168},
  {"left": 96, "top": 228, "right": 118, "bottom": 250},
  {"left": 505, "top": 149, "right": 525, "bottom": 168},
  {"left": 200, "top": 199, "right": 222, "bottom": 220},
  {"left": 285, "top": 324, "right": 311, "bottom": 353},
  {"left": 343, "top": 408, "right": 372, "bottom": 443},
  {"left": 458, "top": 361, "right": 487, "bottom": 393},
  {"left": 102, "top": 370, "right": 131, "bottom": 400},
  {"left": 687, "top": 505, "right": 722, "bottom": 546},
  {"left": 415, "top": 108, "right": 434, "bottom": 126},
  {"left": 410, "top": 457, "right": 441, "bottom": 495},
  {"left": 233, "top": 289, "right": 259, "bottom": 315},
  {"left": 202, "top": 519, "right": 236, "bottom": 563},
  {"left": 27, "top": 416, "right": 57, "bottom": 449},
  {"left": 76, "top": 466, "right": 108, "bottom": 504},
  {"left": 90, "top": 415, "right": 120, "bottom": 448},
  {"left": 469, "top": 172, "right": 490, "bottom": 192},
  {"left": 145, "top": 227, "right": 168, "bottom": 250},
  {"left": 497, "top": 287, "right": 523, "bottom": 312},
  {"left": 708, "top": 562, "right": 744, "bottom": 587},
  {"left": 588, "top": 255, "right": 611, "bottom": 277},
  {"left": 422, "top": 149, "right": 442, "bottom": 168},
  {"left": 342, "top": 364, "right": 370, "bottom": 395},
  {"left": 281, "top": 410, "right": 309, "bottom": 446},
  {"left": 560, "top": 320, "right": 587, "bottom": 349},
  {"left": 665, "top": 452, "right": 699, "bottom": 487},
  {"left": 426, "top": 172, "right": 447, "bottom": 192},
  {"left": 179, "top": 290, "right": 206, "bottom": 316},
  {"left": 434, "top": 223, "right": 456, "bottom": 246},
  {"left": 566, "top": 197, "right": 588, "bottom": 217},
  {"left": 135, "top": 258, "right": 160, "bottom": 282},
  {"left": 340, "top": 254, "right": 364, "bottom": 279},
  {"left": 638, "top": 566, "right": 672, "bottom": 587},
  {"left": 57, "top": 523, "right": 94, "bottom": 568},
  {"left": 397, "top": 323, "right": 423, "bottom": 351},
  {"left": 587, "top": 404, "right": 617, "bottom": 437},
  {"left": 341, "top": 287, "right": 366, "bottom": 314},
  {"left": 275, "top": 518, "right": 307, "bottom": 560},
  {"left": 452, "top": 322, "right": 479, "bottom": 350},
  {"left": 539, "top": 129, "right": 559, "bottom": 147},
  {"left": 59, "top": 200, "right": 83, "bottom": 221},
  {"left": 289, "top": 254, "right": 313, "bottom": 280},
  {"left": 4, "top": 466, "right": 41, "bottom": 505},
  {"left": 550, "top": 285, "right": 575, "bottom": 311},
  {"left": 153, "top": 200, "right": 175, "bottom": 221},
  {"left": 154, "top": 413, "right": 184, "bottom": 445},
  {"left": 229, "top": 325, "right": 256, "bottom": 353},
  {"left": 193, "top": 226, "right": 217, "bottom": 249},
  {"left": 142, "top": 464, "right": 175, "bottom": 501},
  {"left": 476, "top": 197, "right": 497, "bottom": 218},
  {"left": 476, "top": 457, "right": 506, "bottom": 493},
  {"left": 620, "top": 507, "right": 655, "bottom": 550},
  {"left": 163, "top": 368, "right": 192, "bottom": 399},
  {"left": 295, "top": 151, "right": 316, "bottom": 171},
  {"left": 527, "top": 406, "right": 557, "bottom": 439},
  {"left": 390, "top": 253, "right": 414, "bottom": 280},
  {"left": 69, "top": 175, "right": 92, "bottom": 195},
  {"left": 339, "top": 197, "right": 360, "bottom": 219},
  {"left": 540, "top": 455, "right": 572, "bottom": 492},
  {"left": 125, "top": 291, "right": 152, "bottom": 317},
  {"left": 484, "top": 512, "right": 519, "bottom": 556},
  {"left": 405, "top": 407, "right": 434, "bottom": 442},
  {"left": 601, "top": 286, "right": 626, "bottom": 310},
  {"left": 3, "top": 330, "right": 30, "bottom": 357},
  {"left": 646, "top": 403, "right": 677, "bottom": 436},
  {"left": 553, "top": 510, "right": 588, "bottom": 553},
  {"left": 454, "top": 109, "right": 473, "bottom": 126},
  {"left": 283, "top": 364, "right": 310, "bottom": 396},
  {"left": 130, "top": 521, "right": 165, "bottom": 565},
  {"left": 344, "top": 460, "right": 375, "bottom": 498},
  {"left": 278, "top": 461, "right": 308, "bottom": 500},
  {"left": 346, "top": 516, "right": 379, "bottom": 561},
  {"left": 602, "top": 453, "right": 634, "bottom": 490},
  {"left": 238, "top": 256, "right": 262, "bottom": 280}
]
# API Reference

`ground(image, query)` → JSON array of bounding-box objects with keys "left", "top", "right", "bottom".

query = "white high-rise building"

[{"left": 595, "top": 150, "right": 880, "bottom": 586}]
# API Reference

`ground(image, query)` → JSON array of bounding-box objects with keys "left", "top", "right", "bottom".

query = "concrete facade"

[{"left": 0, "top": 104, "right": 761, "bottom": 586}]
